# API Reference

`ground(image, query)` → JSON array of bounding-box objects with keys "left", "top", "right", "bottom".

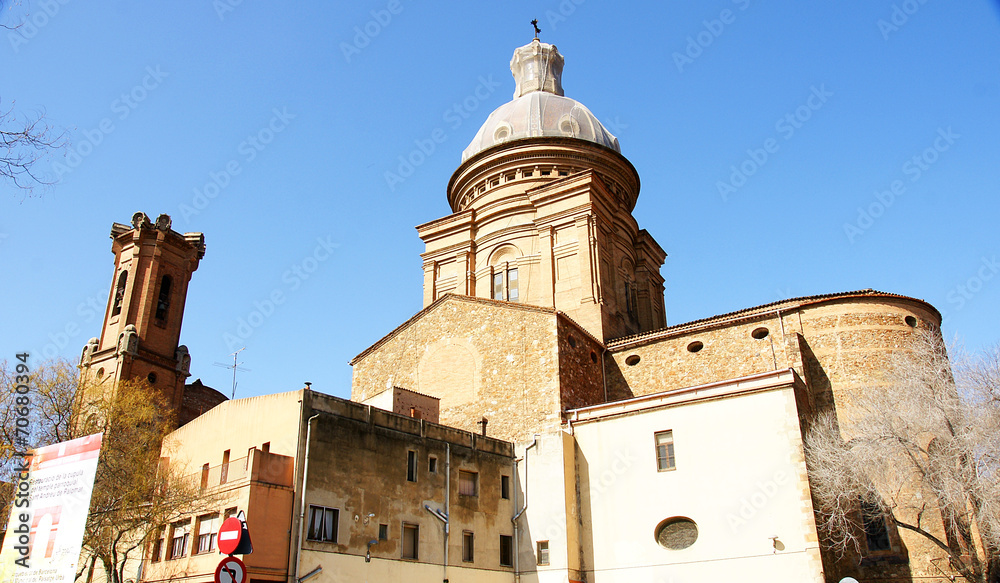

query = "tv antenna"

[{"left": 214, "top": 347, "right": 251, "bottom": 399}]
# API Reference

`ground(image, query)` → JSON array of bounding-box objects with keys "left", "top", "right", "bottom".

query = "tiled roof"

[{"left": 607, "top": 289, "right": 939, "bottom": 349}]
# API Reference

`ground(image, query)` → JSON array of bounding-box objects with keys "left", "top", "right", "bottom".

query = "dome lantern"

[{"left": 461, "top": 39, "right": 621, "bottom": 163}]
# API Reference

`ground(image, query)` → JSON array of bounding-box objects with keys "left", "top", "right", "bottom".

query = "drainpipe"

[
  {"left": 294, "top": 414, "right": 320, "bottom": 583},
  {"left": 512, "top": 436, "right": 538, "bottom": 583},
  {"left": 424, "top": 442, "right": 450, "bottom": 583},
  {"left": 445, "top": 442, "right": 450, "bottom": 582}
]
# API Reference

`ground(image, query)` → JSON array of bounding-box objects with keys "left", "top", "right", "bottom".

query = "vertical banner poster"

[{"left": 0, "top": 433, "right": 103, "bottom": 583}]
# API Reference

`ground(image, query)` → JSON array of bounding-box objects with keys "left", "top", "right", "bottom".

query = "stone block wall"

[{"left": 351, "top": 296, "right": 565, "bottom": 443}]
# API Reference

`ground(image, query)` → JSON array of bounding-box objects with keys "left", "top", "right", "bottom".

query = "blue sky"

[{"left": 2, "top": 1, "right": 998, "bottom": 400}]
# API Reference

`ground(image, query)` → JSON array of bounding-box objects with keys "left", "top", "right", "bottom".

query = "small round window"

[
  {"left": 625, "top": 355, "right": 641, "bottom": 366},
  {"left": 568, "top": 335, "right": 577, "bottom": 348},
  {"left": 904, "top": 316, "right": 917, "bottom": 327},
  {"left": 558, "top": 114, "right": 579, "bottom": 136},
  {"left": 147, "top": 372, "right": 157, "bottom": 384},
  {"left": 655, "top": 517, "right": 698, "bottom": 550},
  {"left": 493, "top": 122, "right": 513, "bottom": 143},
  {"left": 687, "top": 341, "right": 704, "bottom": 353},
  {"left": 751, "top": 327, "right": 769, "bottom": 340},
  {"left": 590, "top": 351, "right": 598, "bottom": 363}
]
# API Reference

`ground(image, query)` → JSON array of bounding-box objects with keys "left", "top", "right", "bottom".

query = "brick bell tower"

[{"left": 78, "top": 212, "right": 205, "bottom": 427}]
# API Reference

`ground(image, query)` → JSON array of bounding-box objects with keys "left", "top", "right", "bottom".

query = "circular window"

[
  {"left": 568, "top": 335, "right": 577, "bottom": 348},
  {"left": 96, "top": 367, "right": 105, "bottom": 378},
  {"left": 904, "top": 316, "right": 917, "bottom": 327},
  {"left": 687, "top": 341, "right": 704, "bottom": 353},
  {"left": 493, "top": 122, "right": 512, "bottom": 143},
  {"left": 655, "top": 517, "right": 698, "bottom": 550},
  {"left": 625, "top": 355, "right": 641, "bottom": 366},
  {"left": 558, "top": 114, "right": 580, "bottom": 136},
  {"left": 590, "top": 351, "right": 598, "bottom": 364},
  {"left": 751, "top": 327, "right": 769, "bottom": 340},
  {"left": 147, "top": 372, "right": 157, "bottom": 384}
]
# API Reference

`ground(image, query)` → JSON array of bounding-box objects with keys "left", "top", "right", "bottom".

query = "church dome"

[{"left": 461, "top": 39, "right": 621, "bottom": 163}]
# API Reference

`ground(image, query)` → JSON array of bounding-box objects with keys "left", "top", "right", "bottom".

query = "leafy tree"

[
  {"left": 805, "top": 331, "right": 1000, "bottom": 583},
  {"left": 74, "top": 376, "right": 216, "bottom": 583},
  {"left": 0, "top": 358, "right": 79, "bottom": 522},
  {"left": 0, "top": 360, "right": 214, "bottom": 583}
]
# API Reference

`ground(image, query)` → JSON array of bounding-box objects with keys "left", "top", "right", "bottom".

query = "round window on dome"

[
  {"left": 557, "top": 114, "right": 579, "bottom": 137},
  {"left": 493, "top": 122, "right": 513, "bottom": 144}
]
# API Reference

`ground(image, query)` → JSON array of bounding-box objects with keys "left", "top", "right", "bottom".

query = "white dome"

[
  {"left": 461, "top": 39, "right": 621, "bottom": 163},
  {"left": 461, "top": 91, "right": 621, "bottom": 162}
]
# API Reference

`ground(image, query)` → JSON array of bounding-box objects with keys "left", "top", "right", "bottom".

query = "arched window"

[
  {"left": 112, "top": 271, "right": 128, "bottom": 317},
  {"left": 155, "top": 275, "right": 172, "bottom": 321},
  {"left": 489, "top": 246, "right": 521, "bottom": 302}
]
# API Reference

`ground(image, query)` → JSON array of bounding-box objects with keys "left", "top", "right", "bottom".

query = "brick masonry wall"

[
  {"left": 557, "top": 316, "right": 607, "bottom": 410},
  {"left": 179, "top": 379, "right": 228, "bottom": 427}
]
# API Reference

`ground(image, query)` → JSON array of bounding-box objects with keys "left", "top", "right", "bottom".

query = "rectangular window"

[
  {"left": 196, "top": 514, "right": 219, "bottom": 554},
  {"left": 462, "top": 531, "right": 474, "bottom": 562},
  {"left": 378, "top": 524, "right": 388, "bottom": 541},
  {"left": 407, "top": 450, "right": 417, "bottom": 482},
  {"left": 169, "top": 521, "right": 190, "bottom": 559},
  {"left": 221, "top": 450, "right": 231, "bottom": 484},
  {"left": 499, "top": 534, "right": 513, "bottom": 567},
  {"left": 150, "top": 529, "right": 164, "bottom": 562},
  {"left": 459, "top": 470, "right": 478, "bottom": 496},
  {"left": 507, "top": 268, "right": 518, "bottom": 302},
  {"left": 655, "top": 430, "right": 675, "bottom": 471},
  {"left": 501, "top": 475, "right": 510, "bottom": 500},
  {"left": 493, "top": 272, "right": 504, "bottom": 300},
  {"left": 224, "top": 507, "right": 238, "bottom": 519},
  {"left": 429, "top": 456, "right": 437, "bottom": 473},
  {"left": 861, "top": 498, "right": 892, "bottom": 552},
  {"left": 200, "top": 463, "right": 209, "bottom": 490},
  {"left": 402, "top": 523, "right": 419, "bottom": 559},
  {"left": 537, "top": 540, "right": 549, "bottom": 565},
  {"left": 307, "top": 505, "right": 340, "bottom": 543}
]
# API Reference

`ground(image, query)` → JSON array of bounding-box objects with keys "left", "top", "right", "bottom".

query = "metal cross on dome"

[{"left": 531, "top": 19, "right": 541, "bottom": 39}]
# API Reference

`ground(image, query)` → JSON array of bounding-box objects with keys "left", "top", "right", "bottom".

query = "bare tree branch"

[
  {"left": 805, "top": 330, "right": 1000, "bottom": 583},
  {"left": 0, "top": 100, "right": 67, "bottom": 195}
]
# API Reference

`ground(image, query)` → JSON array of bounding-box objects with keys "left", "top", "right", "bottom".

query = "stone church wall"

[{"left": 351, "top": 296, "right": 566, "bottom": 442}]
